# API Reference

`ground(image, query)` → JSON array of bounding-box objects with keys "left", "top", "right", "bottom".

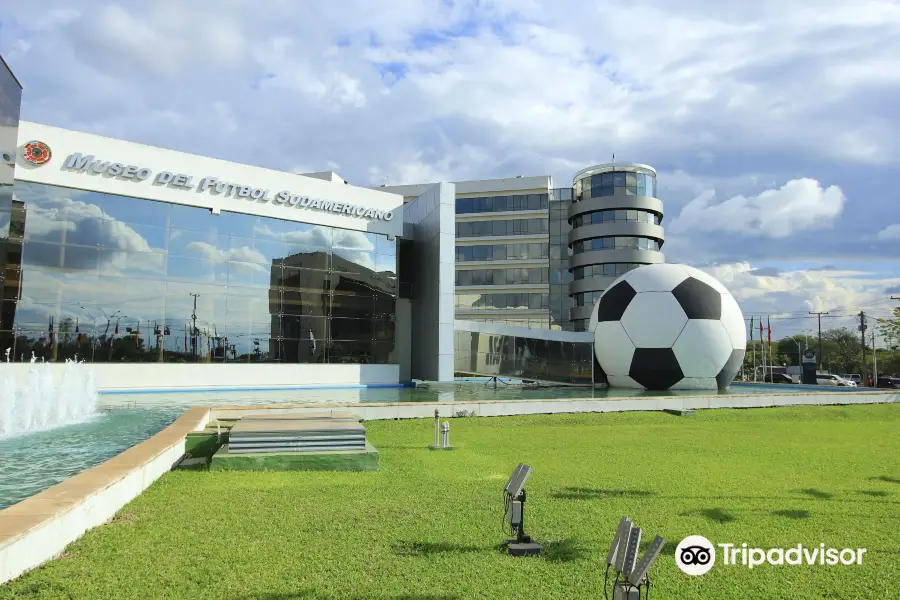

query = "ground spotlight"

[
  {"left": 501, "top": 463, "right": 541, "bottom": 557},
  {"left": 604, "top": 516, "right": 665, "bottom": 600}
]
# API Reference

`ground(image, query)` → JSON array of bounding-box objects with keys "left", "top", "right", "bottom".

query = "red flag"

[
  {"left": 767, "top": 318, "right": 772, "bottom": 344},
  {"left": 759, "top": 320, "right": 764, "bottom": 339},
  {"left": 114, "top": 320, "right": 119, "bottom": 335}
]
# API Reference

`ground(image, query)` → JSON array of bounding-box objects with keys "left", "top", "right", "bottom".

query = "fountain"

[{"left": 0, "top": 349, "right": 98, "bottom": 438}]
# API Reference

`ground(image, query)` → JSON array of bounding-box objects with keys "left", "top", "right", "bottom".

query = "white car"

[{"left": 817, "top": 374, "right": 857, "bottom": 387}]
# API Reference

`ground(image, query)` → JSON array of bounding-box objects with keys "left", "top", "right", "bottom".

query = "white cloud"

[
  {"left": 669, "top": 179, "right": 846, "bottom": 238},
  {"left": 2, "top": 0, "right": 899, "bottom": 270},
  {"left": 698, "top": 261, "right": 900, "bottom": 339},
  {"left": 876, "top": 224, "right": 900, "bottom": 240}
]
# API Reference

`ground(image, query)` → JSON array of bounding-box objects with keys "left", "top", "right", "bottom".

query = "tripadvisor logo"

[{"left": 675, "top": 535, "right": 866, "bottom": 575}]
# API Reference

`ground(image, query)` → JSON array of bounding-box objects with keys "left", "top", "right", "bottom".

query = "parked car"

[
  {"left": 842, "top": 374, "right": 863, "bottom": 385},
  {"left": 817, "top": 374, "right": 857, "bottom": 387},
  {"left": 764, "top": 373, "right": 794, "bottom": 384},
  {"left": 876, "top": 377, "right": 900, "bottom": 389}
]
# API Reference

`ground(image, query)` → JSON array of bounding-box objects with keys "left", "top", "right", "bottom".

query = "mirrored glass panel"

[{"left": 6, "top": 182, "right": 397, "bottom": 364}]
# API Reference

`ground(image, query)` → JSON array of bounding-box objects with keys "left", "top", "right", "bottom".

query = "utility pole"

[
  {"left": 858, "top": 311, "right": 867, "bottom": 384},
  {"left": 809, "top": 311, "right": 828, "bottom": 370},
  {"left": 190, "top": 293, "right": 199, "bottom": 357},
  {"left": 872, "top": 329, "right": 878, "bottom": 383}
]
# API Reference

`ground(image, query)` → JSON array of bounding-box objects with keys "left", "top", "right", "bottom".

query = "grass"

[{"left": 3, "top": 404, "right": 900, "bottom": 599}]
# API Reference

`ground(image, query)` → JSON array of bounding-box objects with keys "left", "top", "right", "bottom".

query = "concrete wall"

[
  {"left": 2, "top": 363, "right": 400, "bottom": 392},
  {"left": 402, "top": 183, "right": 455, "bottom": 381}
]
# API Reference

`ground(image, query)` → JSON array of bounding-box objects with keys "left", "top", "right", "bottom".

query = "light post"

[{"left": 79, "top": 305, "right": 100, "bottom": 363}]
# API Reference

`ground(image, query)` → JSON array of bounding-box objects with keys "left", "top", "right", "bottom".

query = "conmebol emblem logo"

[{"left": 23, "top": 141, "right": 52, "bottom": 165}]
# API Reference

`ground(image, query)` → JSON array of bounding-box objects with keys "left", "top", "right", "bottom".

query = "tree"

[
  {"left": 821, "top": 327, "right": 863, "bottom": 375},
  {"left": 876, "top": 307, "right": 900, "bottom": 376},
  {"left": 877, "top": 307, "right": 900, "bottom": 352}
]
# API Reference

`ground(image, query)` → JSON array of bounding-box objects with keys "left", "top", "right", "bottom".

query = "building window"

[
  {"left": 572, "top": 263, "right": 643, "bottom": 280},
  {"left": 456, "top": 193, "right": 550, "bottom": 214},
  {"left": 456, "top": 242, "right": 550, "bottom": 262},
  {"left": 570, "top": 209, "right": 661, "bottom": 227},
  {"left": 455, "top": 292, "right": 550, "bottom": 310},
  {"left": 455, "top": 218, "right": 549, "bottom": 237},
  {"left": 574, "top": 171, "right": 656, "bottom": 200},
  {"left": 4, "top": 181, "right": 398, "bottom": 365},
  {"left": 571, "top": 237, "right": 661, "bottom": 254},
  {"left": 454, "top": 267, "right": 548, "bottom": 286},
  {"left": 573, "top": 291, "right": 604, "bottom": 307}
]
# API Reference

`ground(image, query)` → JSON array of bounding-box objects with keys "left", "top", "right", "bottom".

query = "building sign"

[
  {"left": 23, "top": 141, "right": 52, "bottom": 165},
  {"left": 802, "top": 349, "right": 817, "bottom": 365},
  {"left": 59, "top": 151, "right": 394, "bottom": 222}
]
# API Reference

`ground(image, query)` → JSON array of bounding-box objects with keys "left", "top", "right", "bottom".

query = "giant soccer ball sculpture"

[{"left": 593, "top": 263, "right": 745, "bottom": 390}]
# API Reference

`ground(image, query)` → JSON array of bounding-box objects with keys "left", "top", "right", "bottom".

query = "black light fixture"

[{"left": 501, "top": 464, "right": 541, "bottom": 557}]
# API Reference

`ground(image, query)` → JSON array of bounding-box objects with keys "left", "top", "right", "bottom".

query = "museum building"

[{"left": 1, "top": 55, "right": 665, "bottom": 391}]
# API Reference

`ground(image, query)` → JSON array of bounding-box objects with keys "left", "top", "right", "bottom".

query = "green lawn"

[{"left": 3, "top": 404, "right": 900, "bottom": 599}]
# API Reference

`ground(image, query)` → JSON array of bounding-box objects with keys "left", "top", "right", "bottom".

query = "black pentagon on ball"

[
  {"left": 597, "top": 280, "right": 637, "bottom": 322},
  {"left": 629, "top": 347, "right": 684, "bottom": 390},
  {"left": 716, "top": 348, "right": 746, "bottom": 389},
  {"left": 672, "top": 277, "right": 722, "bottom": 320}
]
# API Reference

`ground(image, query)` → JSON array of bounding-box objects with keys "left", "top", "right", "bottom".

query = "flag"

[
  {"left": 48, "top": 316, "right": 54, "bottom": 343},
  {"left": 114, "top": 321, "right": 119, "bottom": 335},
  {"left": 767, "top": 318, "right": 772, "bottom": 345},
  {"left": 749, "top": 316, "right": 754, "bottom": 341},
  {"left": 759, "top": 320, "right": 764, "bottom": 340},
  {"left": 76, "top": 319, "right": 82, "bottom": 344}
]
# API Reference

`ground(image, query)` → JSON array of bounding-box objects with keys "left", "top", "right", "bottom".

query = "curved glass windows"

[
  {"left": 570, "top": 209, "right": 661, "bottom": 227},
  {"left": 571, "top": 236, "right": 660, "bottom": 254},
  {"left": 572, "top": 263, "right": 642, "bottom": 280},
  {"left": 573, "top": 291, "right": 604, "bottom": 307},
  {"left": 574, "top": 171, "right": 657, "bottom": 200}
]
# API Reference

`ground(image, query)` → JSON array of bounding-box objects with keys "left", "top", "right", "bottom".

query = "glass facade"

[
  {"left": 570, "top": 209, "right": 661, "bottom": 227},
  {"left": 3, "top": 182, "right": 397, "bottom": 364},
  {"left": 455, "top": 218, "right": 548, "bottom": 237},
  {"left": 456, "top": 242, "right": 549, "bottom": 262},
  {"left": 455, "top": 267, "right": 548, "bottom": 286},
  {"left": 456, "top": 193, "right": 550, "bottom": 214},
  {"left": 572, "top": 236, "right": 661, "bottom": 253},
  {"left": 573, "top": 263, "right": 643, "bottom": 280},
  {"left": 574, "top": 291, "right": 604, "bottom": 307},
  {"left": 0, "top": 58, "right": 22, "bottom": 354},
  {"left": 549, "top": 188, "right": 573, "bottom": 330},
  {"left": 456, "top": 292, "right": 549, "bottom": 311},
  {"left": 454, "top": 329, "right": 592, "bottom": 385},
  {"left": 574, "top": 171, "right": 656, "bottom": 200}
]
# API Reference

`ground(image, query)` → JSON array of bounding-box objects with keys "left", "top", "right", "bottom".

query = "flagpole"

[
  {"left": 760, "top": 318, "right": 766, "bottom": 382},
  {"left": 750, "top": 316, "right": 756, "bottom": 382}
]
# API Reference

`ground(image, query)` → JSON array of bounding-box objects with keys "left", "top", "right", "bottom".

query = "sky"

[{"left": 1, "top": 0, "right": 898, "bottom": 341}]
